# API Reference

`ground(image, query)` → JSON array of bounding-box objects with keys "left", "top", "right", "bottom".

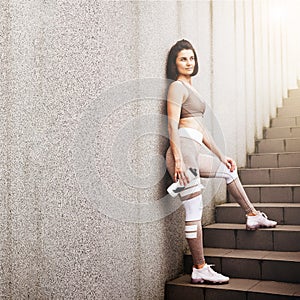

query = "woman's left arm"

[{"left": 202, "top": 127, "right": 236, "bottom": 172}]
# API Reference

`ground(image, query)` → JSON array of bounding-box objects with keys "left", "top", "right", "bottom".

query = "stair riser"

[
  {"left": 184, "top": 255, "right": 300, "bottom": 284},
  {"left": 264, "top": 127, "right": 300, "bottom": 139},
  {"left": 165, "top": 285, "right": 204, "bottom": 300},
  {"left": 271, "top": 116, "right": 300, "bottom": 127},
  {"left": 239, "top": 168, "right": 300, "bottom": 184},
  {"left": 277, "top": 106, "right": 300, "bottom": 117},
  {"left": 203, "top": 228, "right": 300, "bottom": 251},
  {"left": 216, "top": 206, "right": 300, "bottom": 225},
  {"left": 166, "top": 285, "right": 247, "bottom": 300},
  {"left": 288, "top": 89, "right": 300, "bottom": 98},
  {"left": 165, "top": 284, "right": 298, "bottom": 300},
  {"left": 248, "top": 153, "right": 300, "bottom": 168},
  {"left": 283, "top": 98, "right": 300, "bottom": 106},
  {"left": 256, "top": 139, "right": 300, "bottom": 153},
  {"left": 228, "top": 186, "right": 300, "bottom": 203}
]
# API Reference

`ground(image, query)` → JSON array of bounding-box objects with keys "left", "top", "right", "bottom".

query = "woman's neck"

[{"left": 177, "top": 75, "right": 192, "bottom": 85}]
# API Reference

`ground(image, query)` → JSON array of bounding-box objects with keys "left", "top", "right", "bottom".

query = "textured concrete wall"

[
  {"left": 0, "top": 1, "right": 184, "bottom": 299},
  {"left": 1, "top": 0, "right": 300, "bottom": 299}
]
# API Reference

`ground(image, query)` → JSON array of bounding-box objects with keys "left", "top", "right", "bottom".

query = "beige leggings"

[
  {"left": 166, "top": 136, "right": 235, "bottom": 186},
  {"left": 165, "top": 133, "right": 256, "bottom": 266},
  {"left": 165, "top": 135, "right": 255, "bottom": 214}
]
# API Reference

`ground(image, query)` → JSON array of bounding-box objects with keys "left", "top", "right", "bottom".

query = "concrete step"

[
  {"left": 248, "top": 152, "right": 300, "bottom": 168},
  {"left": 228, "top": 184, "right": 300, "bottom": 203},
  {"left": 165, "top": 275, "right": 300, "bottom": 300},
  {"left": 277, "top": 106, "right": 300, "bottom": 117},
  {"left": 256, "top": 138, "right": 300, "bottom": 153},
  {"left": 264, "top": 126, "right": 300, "bottom": 139},
  {"left": 289, "top": 89, "right": 300, "bottom": 98},
  {"left": 203, "top": 223, "right": 300, "bottom": 251},
  {"left": 183, "top": 248, "right": 300, "bottom": 284},
  {"left": 283, "top": 98, "right": 300, "bottom": 106},
  {"left": 239, "top": 167, "right": 300, "bottom": 184},
  {"left": 216, "top": 203, "right": 300, "bottom": 225},
  {"left": 271, "top": 116, "right": 300, "bottom": 127}
]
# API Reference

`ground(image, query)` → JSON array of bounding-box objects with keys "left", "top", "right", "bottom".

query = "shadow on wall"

[{"left": 73, "top": 77, "right": 183, "bottom": 224}]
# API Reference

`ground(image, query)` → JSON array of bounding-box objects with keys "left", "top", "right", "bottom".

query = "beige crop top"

[{"left": 178, "top": 80, "right": 206, "bottom": 118}]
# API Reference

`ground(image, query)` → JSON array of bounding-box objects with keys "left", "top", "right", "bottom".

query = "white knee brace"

[
  {"left": 179, "top": 177, "right": 204, "bottom": 197},
  {"left": 183, "top": 194, "right": 203, "bottom": 222},
  {"left": 216, "top": 163, "right": 238, "bottom": 184},
  {"left": 167, "top": 168, "right": 204, "bottom": 197}
]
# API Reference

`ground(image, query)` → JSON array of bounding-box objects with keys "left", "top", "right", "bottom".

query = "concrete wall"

[{"left": 1, "top": 0, "right": 300, "bottom": 299}]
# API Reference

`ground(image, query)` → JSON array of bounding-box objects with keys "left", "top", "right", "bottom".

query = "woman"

[{"left": 165, "top": 39, "right": 277, "bottom": 284}]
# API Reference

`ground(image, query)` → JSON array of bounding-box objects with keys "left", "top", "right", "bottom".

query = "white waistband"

[{"left": 178, "top": 127, "right": 203, "bottom": 144}]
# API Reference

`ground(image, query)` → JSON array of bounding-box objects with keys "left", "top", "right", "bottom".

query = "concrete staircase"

[{"left": 165, "top": 87, "right": 300, "bottom": 300}]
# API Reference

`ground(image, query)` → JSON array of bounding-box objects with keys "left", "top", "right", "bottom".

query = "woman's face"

[{"left": 175, "top": 49, "right": 195, "bottom": 77}]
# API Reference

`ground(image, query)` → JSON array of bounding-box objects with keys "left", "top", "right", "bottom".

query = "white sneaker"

[
  {"left": 191, "top": 264, "right": 229, "bottom": 284},
  {"left": 246, "top": 211, "right": 277, "bottom": 230}
]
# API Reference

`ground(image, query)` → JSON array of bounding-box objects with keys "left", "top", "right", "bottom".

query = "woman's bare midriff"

[{"left": 179, "top": 116, "right": 205, "bottom": 135}]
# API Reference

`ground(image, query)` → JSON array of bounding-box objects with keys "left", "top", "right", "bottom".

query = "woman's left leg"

[
  {"left": 165, "top": 144, "right": 205, "bottom": 268},
  {"left": 166, "top": 143, "right": 229, "bottom": 283}
]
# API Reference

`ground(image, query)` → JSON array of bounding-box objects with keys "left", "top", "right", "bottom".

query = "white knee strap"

[
  {"left": 167, "top": 168, "right": 202, "bottom": 197},
  {"left": 185, "top": 224, "right": 198, "bottom": 239},
  {"left": 216, "top": 163, "right": 238, "bottom": 184},
  {"left": 179, "top": 177, "right": 204, "bottom": 197},
  {"left": 183, "top": 194, "right": 203, "bottom": 221}
]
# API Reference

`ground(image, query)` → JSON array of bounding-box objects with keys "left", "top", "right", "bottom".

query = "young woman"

[{"left": 165, "top": 39, "right": 277, "bottom": 284}]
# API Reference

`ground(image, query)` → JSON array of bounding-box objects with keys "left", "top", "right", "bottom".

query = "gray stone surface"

[{"left": 0, "top": 1, "right": 188, "bottom": 299}]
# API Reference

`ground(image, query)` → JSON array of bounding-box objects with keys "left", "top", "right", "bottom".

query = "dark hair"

[{"left": 166, "top": 39, "right": 199, "bottom": 80}]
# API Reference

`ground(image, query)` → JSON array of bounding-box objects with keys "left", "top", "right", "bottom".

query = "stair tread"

[
  {"left": 185, "top": 247, "right": 300, "bottom": 262},
  {"left": 217, "top": 203, "right": 300, "bottom": 208},
  {"left": 266, "top": 125, "right": 300, "bottom": 129},
  {"left": 257, "top": 137, "right": 300, "bottom": 141},
  {"left": 273, "top": 115, "right": 300, "bottom": 118},
  {"left": 167, "top": 275, "right": 300, "bottom": 296},
  {"left": 240, "top": 166, "right": 300, "bottom": 170},
  {"left": 243, "top": 183, "right": 300, "bottom": 187},
  {"left": 250, "top": 152, "right": 300, "bottom": 156},
  {"left": 204, "top": 223, "right": 300, "bottom": 231},
  {"left": 249, "top": 151, "right": 300, "bottom": 155}
]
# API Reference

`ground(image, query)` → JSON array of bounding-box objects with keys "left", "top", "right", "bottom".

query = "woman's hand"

[
  {"left": 221, "top": 156, "right": 236, "bottom": 172},
  {"left": 174, "top": 159, "right": 189, "bottom": 186}
]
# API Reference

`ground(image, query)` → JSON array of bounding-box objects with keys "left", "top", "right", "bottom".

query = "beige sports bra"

[{"left": 178, "top": 80, "right": 206, "bottom": 118}]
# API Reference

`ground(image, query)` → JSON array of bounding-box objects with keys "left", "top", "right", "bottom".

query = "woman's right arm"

[{"left": 167, "top": 82, "right": 189, "bottom": 185}]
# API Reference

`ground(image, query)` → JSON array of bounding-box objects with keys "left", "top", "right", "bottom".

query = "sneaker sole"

[{"left": 191, "top": 278, "right": 229, "bottom": 285}]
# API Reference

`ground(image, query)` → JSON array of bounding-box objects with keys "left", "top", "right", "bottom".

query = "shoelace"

[
  {"left": 260, "top": 212, "right": 269, "bottom": 219},
  {"left": 206, "top": 264, "right": 220, "bottom": 276}
]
